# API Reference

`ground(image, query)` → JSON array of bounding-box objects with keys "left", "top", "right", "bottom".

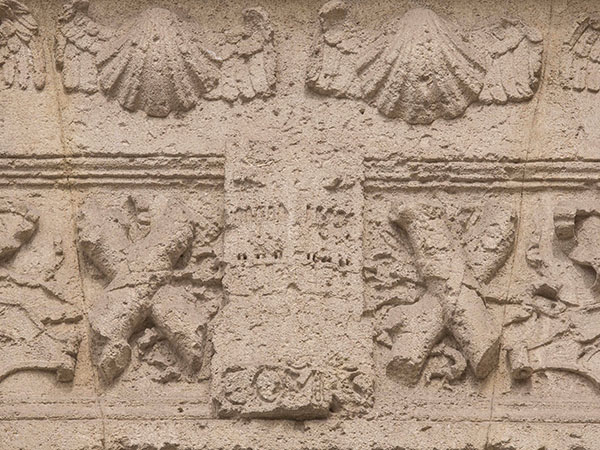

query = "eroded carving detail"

[
  {"left": 0, "top": 0, "right": 45, "bottom": 90},
  {"left": 78, "top": 195, "right": 222, "bottom": 383},
  {"left": 217, "top": 363, "right": 328, "bottom": 419},
  {"left": 300, "top": 202, "right": 354, "bottom": 269},
  {"left": 56, "top": 1, "right": 276, "bottom": 117},
  {"left": 561, "top": 16, "right": 600, "bottom": 92},
  {"left": 505, "top": 205, "right": 600, "bottom": 389},
  {"left": 369, "top": 201, "right": 517, "bottom": 384},
  {"left": 230, "top": 202, "right": 287, "bottom": 264},
  {"left": 307, "top": 1, "right": 543, "bottom": 124},
  {"left": 0, "top": 203, "right": 81, "bottom": 382},
  {"left": 215, "top": 360, "right": 372, "bottom": 419}
]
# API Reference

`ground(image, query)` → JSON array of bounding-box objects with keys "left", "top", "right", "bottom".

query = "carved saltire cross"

[
  {"left": 78, "top": 195, "right": 220, "bottom": 383},
  {"left": 378, "top": 200, "right": 517, "bottom": 384}
]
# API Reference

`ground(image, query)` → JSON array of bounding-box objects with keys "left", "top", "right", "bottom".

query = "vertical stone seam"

[
  {"left": 38, "top": 2, "right": 107, "bottom": 447},
  {"left": 484, "top": 1, "right": 556, "bottom": 447}
]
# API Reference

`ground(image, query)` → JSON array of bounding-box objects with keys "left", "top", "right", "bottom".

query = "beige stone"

[{"left": 3, "top": 0, "right": 600, "bottom": 448}]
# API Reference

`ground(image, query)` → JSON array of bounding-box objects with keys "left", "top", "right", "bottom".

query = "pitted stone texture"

[
  {"left": 1, "top": 0, "right": 600, "bottom": 448},
  {"left": 0, "top": 192, "right": 83, "bottom": 389},
  {"left": 212, "top": 135, "right": 371, "bottom": 419},
  {"left": 76, "top": 189, "right": 223, "bottom": 391}
]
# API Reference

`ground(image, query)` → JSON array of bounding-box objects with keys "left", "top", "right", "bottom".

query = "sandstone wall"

[{"left": 1, "top": 0, "right": 600, "bottom": 448}]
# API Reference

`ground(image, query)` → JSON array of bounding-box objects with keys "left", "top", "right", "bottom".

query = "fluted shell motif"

[
  {"left": 360, "top": 8, "right": 486, "bottom": 125},
  {"left": 96, "top": 8, "right": 218, "bottom": 117}
]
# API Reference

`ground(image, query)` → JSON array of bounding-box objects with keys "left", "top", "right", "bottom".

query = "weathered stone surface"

[{"left": 3, "top": 0, "right": 600, "bottom": 448}]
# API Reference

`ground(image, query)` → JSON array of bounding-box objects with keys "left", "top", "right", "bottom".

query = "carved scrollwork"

[
  {"left": 504, "top": 205, "right": 600, "bottom": 390},
  {"left": 0, "top": 202, "right": 81, "bottom": 383}
]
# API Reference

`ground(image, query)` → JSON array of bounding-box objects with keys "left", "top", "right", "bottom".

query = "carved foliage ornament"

[
  {"left": 307, "top": 1, "right": 543, "bottom": 124},
  {"left": 0, "top": 203, "right": 81, "bottom": 383},
  {"left": 0, "top": 0, "right": 45, "bottom": 90},
  {"left": 56, "top": 0, "right": 276, "bottom": 117},
  {"left": 505, "top": 205, "right": 600, "bottom": 390},
  {"left": 562, "top": 16, "right": 600, "bottom": 92}
]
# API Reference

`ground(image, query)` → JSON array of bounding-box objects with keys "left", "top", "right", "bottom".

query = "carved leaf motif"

[
  {"left": 0, "top": 204, "right": 81, "bottom": 383},
  {"left": 306, "top": 0, "right": 363, "bottom": 98},
  {"left": 471, "top": 18, "right": 543, "bottom": 104},
  {"left": 503, "top": 205, "right": 600, "bottom": 390},
  {"left": 0, "top": 0, "right": 45, "bottom": 90},
  {"left": 561, "top": 16, "right": 600, "bottom": 92},
  {"left": 55, "top": 0, "right": 112, "bottom": 93},
  {"left": 214, "top": 8, "right": 276, "bottom": 103}
]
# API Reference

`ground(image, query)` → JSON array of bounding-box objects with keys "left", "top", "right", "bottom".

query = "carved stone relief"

[
  {"left": 0, "top": 199, "right": 82, "bottom": 384},
  {"left": 0, "top": 0, "right": 45, "bottom": 90},
  {"left": 365, "top": 194, "right": 517, "bottom": 388},
  {"left": 4, "top": 0, "right": 600, "bottom": 448},
  {"left": 561, "top": 16, "right": 600, "bottom": 92},
  {"left": 210, "top": 137, "right": 372, "bottom": 420},
  {"left": 306, "top": 1, "right": 543, "bottom": 124},
  {"left": 500, "top": 203, "right": 600, "bottom": 389},
  {"left": 77, "top": 192, "right": 223, "bottom": 385},
  {"left": 56, "top": 1, "right": 276, "bottom": 117}
]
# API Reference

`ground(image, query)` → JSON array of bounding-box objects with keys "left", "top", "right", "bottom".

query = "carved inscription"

[
  {"left": 215, "top": 359, "right": 372, "bottom": 419},
  {"left": 229, "top": 202, "right": 287, "bottom": 264},
  {"left": 216, "top": 363, "right": 329, "bottom": 419},
  {"left": 300, "top": 202, "right": 354, "bottom": 269}
]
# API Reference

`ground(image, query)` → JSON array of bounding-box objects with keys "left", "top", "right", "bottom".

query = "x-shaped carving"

[
  {"left": 78, "top": 196, "right": 207, "bottom": 383},
  {"left": 385, "top": 201, "right": 501, "bottom": 382}
]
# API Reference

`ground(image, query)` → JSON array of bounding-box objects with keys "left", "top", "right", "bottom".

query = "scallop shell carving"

[
  {"left": 57, "top": 2, "right": 277, "bottom": 117},
  {"left": 96, "top": 7, "right": 219, "bottom": 117},
  {"left": 359, "top": 8, "right": 486, "bottom": 124},
  {"left": 307, "top": 2, "right": 543, "bottom": 124}
]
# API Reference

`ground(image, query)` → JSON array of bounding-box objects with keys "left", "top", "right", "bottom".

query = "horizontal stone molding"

[
  {"left": 0, "top": 155, "right": 224, "bottom": 187},
  {"left": 365, "top": 159, "right": 600, "bottom": 190}
]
